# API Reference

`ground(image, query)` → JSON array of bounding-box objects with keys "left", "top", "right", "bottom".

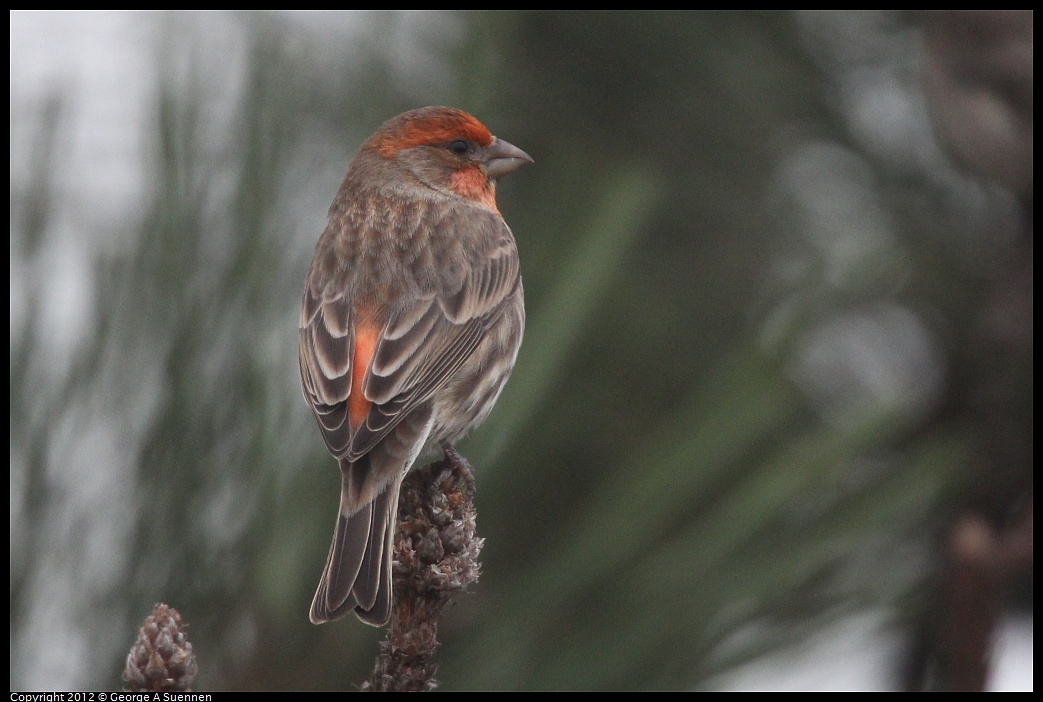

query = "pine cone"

[{"left": 124, "top": 603, "right": 198, "bottom": 692}]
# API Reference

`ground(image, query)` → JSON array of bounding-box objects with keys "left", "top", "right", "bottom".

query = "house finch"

[{"left": 299, "top": 107, "right": 531, "bottom": 625}]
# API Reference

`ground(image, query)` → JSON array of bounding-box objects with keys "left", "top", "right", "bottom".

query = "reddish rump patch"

[
  {"left": 372, "top": 107, "right": 494, "bottom": 157},
  {"left": 349, "top": 319, "right": 380, "bottom": 432}
]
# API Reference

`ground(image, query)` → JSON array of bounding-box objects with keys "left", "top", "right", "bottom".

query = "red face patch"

[
  {"left": 372, "top": 108, "right": 494, "bottom": 158},
  {"left": 449, "top": 166, "right": 498, "bottom": 211}
]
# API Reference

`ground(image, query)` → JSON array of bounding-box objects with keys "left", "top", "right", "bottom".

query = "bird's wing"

[
  {"left": 298, "top": 216, "right": 520, "bottom": 463},
  {"left": 350, "top": 223, "right": 520, "bottom": 460},
  {"left": 299, "top": 286, "right": 356, "bottom": 458}
]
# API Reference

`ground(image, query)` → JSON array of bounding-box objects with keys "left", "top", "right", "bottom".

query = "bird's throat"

[{"left": 449, "top": 168, "right": 498, "bottom": 212}]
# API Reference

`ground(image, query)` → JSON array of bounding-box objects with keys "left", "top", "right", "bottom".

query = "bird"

[{"left": 298, "top": 107, "right": 531, "bottom": 625}]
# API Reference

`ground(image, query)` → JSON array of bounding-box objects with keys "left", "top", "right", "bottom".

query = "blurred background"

[{"left": 10, "top": 10, "right": 1031, "bottom": 691}]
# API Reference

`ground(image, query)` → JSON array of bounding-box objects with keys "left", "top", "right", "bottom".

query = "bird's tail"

[{"left": 309, "top": 456, "right": 400, "bottom": 626}]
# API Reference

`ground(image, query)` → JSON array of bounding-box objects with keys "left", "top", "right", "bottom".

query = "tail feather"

[
  {"left": 309, "top": 462, "right": 400, "bottom": 626},
  {"left": 352, "top": 481, "right": 400, "bottom": 625},
  {"left": 310, "top": 405, "right": 435, "bottom": 626},
  {"left": 309, "top": 501, "right": 369, "bottom": 623}
]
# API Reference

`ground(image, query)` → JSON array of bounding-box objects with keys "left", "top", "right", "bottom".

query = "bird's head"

[{"left": 363, "top": 106, "right": 533, "bottom": 208}]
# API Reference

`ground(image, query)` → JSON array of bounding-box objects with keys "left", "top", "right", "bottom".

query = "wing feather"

[{"left": 300, "top": 208, "right": 520, "bottom": 464}]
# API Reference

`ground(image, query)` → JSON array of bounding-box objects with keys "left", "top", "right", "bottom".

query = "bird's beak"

[{"left": 485, "top": 137, "right": 534, "bottom": 179}]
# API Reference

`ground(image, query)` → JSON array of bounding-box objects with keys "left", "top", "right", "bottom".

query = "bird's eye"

[{"left": 448, "top": 139, "right": 470, "bottom": 156}]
